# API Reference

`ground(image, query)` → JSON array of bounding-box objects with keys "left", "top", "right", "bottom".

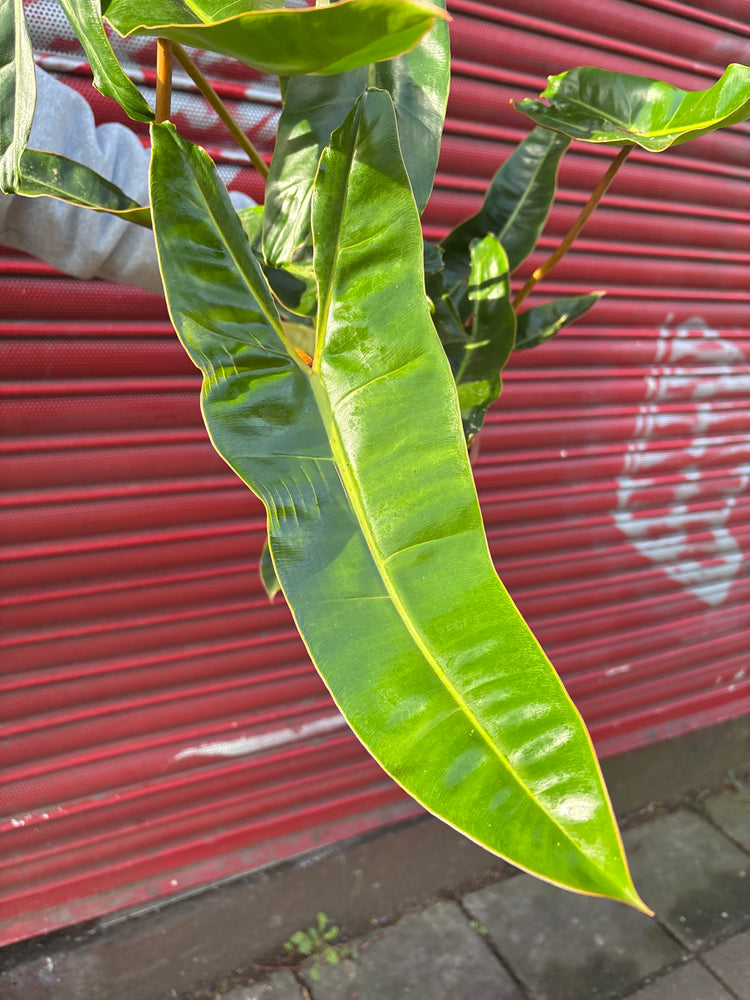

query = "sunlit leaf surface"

[
  {"left": 515, "top": 64, "right": 750, "bottom": 150},
  {"left": 455, "top": 235, "right": 516, "bottom": 437},
  {"left": 56, "top": 0, "right": 154, "bottom": 122},
  {"left": 149, "top": 100, "right": 647, "bottom": 908},
  {"left": 15, "top": 148, "right": 151, "bottom": 225},
  {"left": 263, "top": 0, "right": 449, "bottom": 298},
  {"left": 103, "top": 0, "right": 447, "bottom": 76},
  {"left": 0, "top": 0, "right": 35, "bottom": 191},
  {"left": 515, "top": 293, "right": 604, "bottom": 351}
]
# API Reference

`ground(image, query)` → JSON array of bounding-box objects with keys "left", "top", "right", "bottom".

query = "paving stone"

[
  {"left": 624, "top": 810, "right": 750, "bottom": 948},
  {"left": 463, "top": 873, "right": 680, "bottom": 1000},
  {"left": 628, "top": 961, "right": 733, "bottom": 999},
  {"left": 702, "top": 928, "right": 750, "bottom": 1000},
  {"left": 702, "top": 789, "right": 750, "bottom": 851},
  {"left": 305, "top": 900, "right": 522, "bottom": 1000},
  {"left": 223, "top": 972, "right": 304, "bottom": 1000}
]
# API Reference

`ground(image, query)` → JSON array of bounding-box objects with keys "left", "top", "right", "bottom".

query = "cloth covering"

[{"left": 0, "top": 66, "right": 255, "bottom": 294}]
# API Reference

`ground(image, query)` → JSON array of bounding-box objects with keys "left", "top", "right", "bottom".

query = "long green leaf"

[
  {"left": 56, "top": 0, "right": 154, "bottom": 123},
  {"left": 0, "top": 0, "right": 35, "bottom": 192},
  {"left": 150, "top": 101, "right": 646, "bottom": 908},
  {"left": 262, "top": 0, "right": 449, "bottom": 298},
  {"left": 455, "top": 235, "right": 516, "bottom": 438},
  {"left": 13, "top": 148, "right": 152, "bottom": 225},
  {"left": 440, "top": 126, "right": 570, "bottom": 292},
  {"left": 425, "top": 265, "right": 466, "bottom": 360},
  {"left": 103, "top": 0, "right": 448, "bottom": 76},
  {"left": 515, "top": 64, "right": 750, "bottom": 151},
  {"left": 515, "top": 293, "right": 604, "bottom": 351}
]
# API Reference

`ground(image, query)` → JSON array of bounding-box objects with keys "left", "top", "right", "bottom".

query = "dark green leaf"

[
  {"left": 56, "top": 0, "right": 154, "bottom": 122},
  {"left": 455, "top": 235, "right": 516, "bottom": 438},
  {"left": 514, "top": 64, "right": 750, "bottom": 150},
  {"left": 236, "top": 203, "right": 263, "bottom": 244},
  {"left": 425, "top": 265, "right": 468, "bottom": 389},
  {"left": 0, "top": 0, "right": 35, "bottom": 192},
  {"left": 261, "top": 71, "right": 364, "bottom": 298},
  {"left": 150, "top": 105, "right": 646, "bottom": 907},
  {"left": 13, "top": 148, "right": 152, "bottom": 225},
  {"left": 423, "top": 238, "right": 443, "bottom": 275},
  {"left": 262, "top": 0, "right": 449, "bottom": 293},
  {"left": 239, "top": 203, "right": 317, "bottom": 317},
  {"left": 515, "top": 293, "right": 604, "bottom": 350},
  {"left": 103, "top": 0, "right": 448, "bottom": 76},
  {"left": 440, "top": 127, "right": 570, "bottom": 292},
  {"left": 367, "top": 0, "right": 449, "bottom": 214}
]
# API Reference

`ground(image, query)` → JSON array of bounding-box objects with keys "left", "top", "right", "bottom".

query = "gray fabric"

[{"left": 0, "top": 66, "right": 255, "bottom": 295}]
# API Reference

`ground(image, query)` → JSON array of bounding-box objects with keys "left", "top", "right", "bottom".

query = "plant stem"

[
  {"left": 512, "top": 144, "right": 633, "bottom": 311},
  {"left": 155, "top": 38, "right": 173, "bottom": 124},
  {"left": 172, "top": 43, "right": 270, "bottom": 180}
]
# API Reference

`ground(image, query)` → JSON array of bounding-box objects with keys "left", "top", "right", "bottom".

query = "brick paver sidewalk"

[{"left": 224, "top": 787, "right": 749, "bottom": 1000}]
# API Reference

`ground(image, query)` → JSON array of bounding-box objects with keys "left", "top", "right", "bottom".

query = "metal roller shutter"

[{"left": 1, "top": 0, "right": 748, "bottom": 945}]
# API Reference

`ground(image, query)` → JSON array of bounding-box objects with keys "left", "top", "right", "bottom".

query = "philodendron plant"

[{"left": 3, "top": 0, "right": 750, "bottom": 909}]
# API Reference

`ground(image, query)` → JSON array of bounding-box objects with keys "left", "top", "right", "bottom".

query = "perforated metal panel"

[{"left": 1, "top": 0, "right": 748, "bottom": 945}]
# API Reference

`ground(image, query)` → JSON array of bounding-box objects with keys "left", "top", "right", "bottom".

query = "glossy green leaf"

[
  {"left": 423, "top": 237, "right": 443, "bottom": 275},
  {"left": 262, "top": 0, "right": 449, "bottom": 298},
  {"left": 261, "top": 72, "right": 363, "bottom": 300},
  {"left": 239, "top": 203, "right": 316, "bottom": 317},
  {"left": 103, "top": 0, "right": 448, "bottom": 76},
  {"left": 12, "top": 148, "right": 152, "bottom": 225},
  {"left": 440, "top": 127, "right": 570, "bottom": 293},
  {"left": 514, "top": 64, "right": 750, "bottom": 150},
  {"left": 0, "top": 0, "right": 35, "bottom": 192},
  {"left": 455, "top": 235, "right": 516, "bottom": 438},
  {"left": 149, "top": 99, "right": 646, "bottom": 908},
  {"left": 515, "top": 293, "right": 604, "bottom": 351},
  {"left": 426, "top": 237, "right": 515, "bottom": 439},
  {"left": 55, "top": 0, "right": 154, "bottom": 122},
  {"left": 426, "top": 264, "right": 466, "bottom": 355}
]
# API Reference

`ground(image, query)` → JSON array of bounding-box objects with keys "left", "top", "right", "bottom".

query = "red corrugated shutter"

[{"left": 2, "top": 0, "right": 748, "bottom": 945}]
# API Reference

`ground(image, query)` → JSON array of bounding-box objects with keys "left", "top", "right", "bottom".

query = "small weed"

[
  {"left": 283, "top": 912, "right": 356, "bottom": 981},
  {"left": 468, "top": 918, "right": 488, "bottom": 936},
  {"left": 724, "top": 769, "right": 748, "bottom": 795}
]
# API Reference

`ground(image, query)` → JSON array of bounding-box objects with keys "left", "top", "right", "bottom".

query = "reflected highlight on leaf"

[{"left": 149, "top": 103, "right": 647, "bottom": 910}]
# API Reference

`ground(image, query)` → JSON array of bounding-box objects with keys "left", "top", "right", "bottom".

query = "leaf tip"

[{"left": 621, "top": 886, "right": 654, "bottom": 917}]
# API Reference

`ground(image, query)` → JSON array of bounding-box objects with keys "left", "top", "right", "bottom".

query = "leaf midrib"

[
  {"left": 549, "top": 93, "right": 746, "bottom": 140},
  {"left": 311, "top": 108, "right": 618, "bottom": 890},
  {"left": 313, "top": 372, "right": 628, "bottom": 893}
]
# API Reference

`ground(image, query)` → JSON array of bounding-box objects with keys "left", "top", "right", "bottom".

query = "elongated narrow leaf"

[
  {"left": 426, "top": 236, "right": 515, "bottom": 439},
  {"left": 262, "top": 0, "right": 449, "bottom": 299},
  {"left": 56, "top": 0, "right": 153, "bottom": 123},
  {"left": 423, "top": 237, "right": 443, "bottom": 275},
  {"left": 262, "top": 72, "right": 364, "bottom": 298},
  {"left": 455, "top": 235, "right": 516, "bottom": 438},
  {"left": 0, "top": 0, "right": 35, "bottom": 191},
  {"left": 426, "top": 264, "right": 466, "bottom": 357},
  {"left": 239, "top": 203, "right": 317, "bottom": 318},
  {"left": 150, "top": 101, "right": 646, "bottom": 908},
  {"left": 515, "top": 64, "right": 750, "bottom": 150},
  {"left": 103, "top": 0, "right": 447, "bottom": 76},
  {"left": 440, "top": 127, "right": 570, "bottom": 292},
  {"left": 13, "top": 148, "right": 151, "bottom": 225},
  {"left": 515, "top": 293, "right": 604, "bottom": 351}
]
